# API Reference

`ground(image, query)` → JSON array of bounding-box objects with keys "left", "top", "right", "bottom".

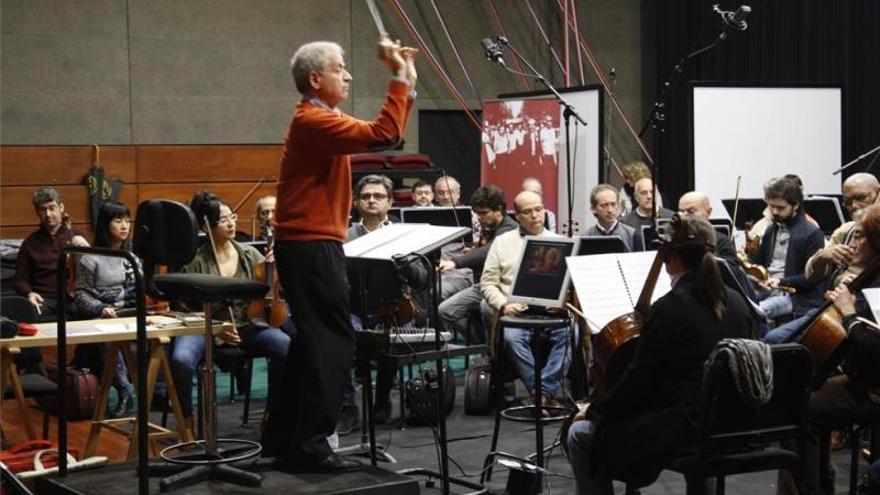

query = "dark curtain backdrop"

[{"left": 648, "top": 0, "right": 880, "bottom": 205}]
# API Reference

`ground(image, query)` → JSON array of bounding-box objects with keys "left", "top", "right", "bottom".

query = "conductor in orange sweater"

[{"left": 263, "top": 34, "right": 418, "bottom": 473}]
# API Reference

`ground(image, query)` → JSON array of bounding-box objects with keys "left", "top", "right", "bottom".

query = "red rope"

[
  {"left": 563, "top": 0, "right": 570, "bottom": 86},
  {"left": 553, "top": 0, "right": 654, "bottom": 164},
  {"left": 389, "top": 0, "right": 482, "bottom": 132},
  {"left": 428, "top": 0, "right": 482, "bottom": 106},
  {"left": 569, "top": 0, "right": 586, "bottom": 85},
  {"left": 522, "top": 0, "right": 622, "bottom": 172},
  {"left": 482, "top": 0, "right": 531, "bottom": 91},
  {"left": 522, "top": 0, "right": 565, "bottom": 72}
]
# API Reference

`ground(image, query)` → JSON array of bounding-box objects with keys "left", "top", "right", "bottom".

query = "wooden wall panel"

[
  {"left": 1, "top": 185, "right": 138, "bottom": 228},
  {"left": 137, "top": 182, "right": 277, "bottom": 236},
  {"left": 1, "top": 144, "right": 283, "bottom": 240},
  {"left": 0, "top": 146, "right": 136, "bottom": 186},
  {"left": 136, "top": 145, "right": 282, "bottom": 183},
  {"left": 0, "top": 224, "right": 93, "bottom": 240}
]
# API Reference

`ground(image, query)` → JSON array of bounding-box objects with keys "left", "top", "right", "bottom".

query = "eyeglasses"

[
  {"left": 843, "top": 191, "right": 876, "bottom": 207},
  {"left": 218, "top": 213, "right": 238, "bottom": 224},
  {"left": 359, "top": 192, "right": 389, "bottom": 201}
]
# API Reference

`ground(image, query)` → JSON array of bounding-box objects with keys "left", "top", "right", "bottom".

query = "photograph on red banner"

[{"left": 480, "top": 97, "right": 560, "bottom": 214}]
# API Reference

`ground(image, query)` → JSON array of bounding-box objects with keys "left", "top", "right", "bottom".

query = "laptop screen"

[{"left": 507, "top": 236, "right": 579, "bottom": 308}]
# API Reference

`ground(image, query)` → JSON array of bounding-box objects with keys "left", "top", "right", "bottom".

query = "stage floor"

[{"left": 26, "top": 377, "right": 870, "bottom": 494}]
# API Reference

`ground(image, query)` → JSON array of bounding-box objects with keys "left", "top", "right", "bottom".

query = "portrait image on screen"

[{"left": 508, "top": 237, "right": 579, "bottom": 308}]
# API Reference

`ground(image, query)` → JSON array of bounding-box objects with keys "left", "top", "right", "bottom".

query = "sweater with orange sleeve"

[{"left": 275, "top": 79, "right": 414, "bottom": 243}]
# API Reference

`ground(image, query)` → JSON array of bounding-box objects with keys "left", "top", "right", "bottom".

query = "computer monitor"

[{"left": 507, "top": 236, "right": 580, "bottom": 309}]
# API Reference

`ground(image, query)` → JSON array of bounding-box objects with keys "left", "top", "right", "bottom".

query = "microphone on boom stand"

[{"left": 715, "top": 4, "right": 751, "bottom": 40}]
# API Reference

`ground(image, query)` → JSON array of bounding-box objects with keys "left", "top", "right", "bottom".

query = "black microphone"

[
  {"left": 481, "top": 37, "right": 506, "bottom": 66},
  {"left": 717, "top": 4, "right": 751, "bottom": 39}
]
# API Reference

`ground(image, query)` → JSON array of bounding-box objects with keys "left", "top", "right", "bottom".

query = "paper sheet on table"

[{"left": 566, "top": 251, "right": 671, "bottom": 334}]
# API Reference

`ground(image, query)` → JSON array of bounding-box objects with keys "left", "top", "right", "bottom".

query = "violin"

[{"left": 248, "top": 226, "right": 289, "bottom": 327}]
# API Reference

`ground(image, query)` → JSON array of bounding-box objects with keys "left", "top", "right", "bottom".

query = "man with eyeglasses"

[
  {"left": 264, "top": 34, "right": 418, "bottom": 474},
  {"left": 481, "top": 191, "right": 570, "bottom": 410},
  {"left": 411, "top": 179, "right": 434, "bottom": 207}
]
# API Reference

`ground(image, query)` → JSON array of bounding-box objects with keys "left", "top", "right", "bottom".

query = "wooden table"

[{"left": 0, "top": 315, "right": 228, "bottom": 458}]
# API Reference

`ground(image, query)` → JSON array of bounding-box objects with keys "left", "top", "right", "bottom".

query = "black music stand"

[
  {"left": 576, "top": 235, "right": 628, "bottom": 256},
  {"left": 803, "top": 196, "right": 845, "bottom": 235},
  {"left": 345, "top": 224, "right": 485, "bottom": 495},
  {"left": 399, "top": 206, "right": 473, "bottom": 242},
  {"left": 721, "top": 198, "right": 766, "bottom": 231}
]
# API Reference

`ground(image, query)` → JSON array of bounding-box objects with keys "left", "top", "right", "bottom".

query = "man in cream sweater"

[{"left": 480, "top": 191, "right": 570, "bottom": 408}]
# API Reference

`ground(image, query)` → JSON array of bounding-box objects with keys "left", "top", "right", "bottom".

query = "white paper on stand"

[
  {"left": 344, "top": 223, "right": 467, "bottom": 260},
  {"left": 566, "top": 251, "right": 672, "bottom": 334}
]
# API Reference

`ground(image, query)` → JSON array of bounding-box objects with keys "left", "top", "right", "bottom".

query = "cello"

[
  {"left": 590, "top": 248, "right": 665, "bottom": 400},
  {"left": 799, "top": 240, "right": 880, "bottom": 388}
]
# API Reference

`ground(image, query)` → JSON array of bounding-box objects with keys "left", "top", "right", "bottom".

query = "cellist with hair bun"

[{"left": 566, "top": 214, "right": 758, "bottom": 494}]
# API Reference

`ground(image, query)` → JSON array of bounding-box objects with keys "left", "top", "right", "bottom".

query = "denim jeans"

[
  {"left": 763, "top": 308, "right": 818, "bottom": 344},
  {"left": 759, "top": 291, "right": 793, "bottom": 320},
  {"left": 567, "top": 419, "right": 613, "bottom": 495},
  {"left": 170, "top": 325, "right": 291, "bottom": 416},
  {"left": 502, "top": 325, "right": 570, "bottom": 397}
]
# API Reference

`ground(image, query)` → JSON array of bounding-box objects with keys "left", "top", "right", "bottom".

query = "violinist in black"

[{"left": 566, "top": 215, "right": 758, "bottom": 493}]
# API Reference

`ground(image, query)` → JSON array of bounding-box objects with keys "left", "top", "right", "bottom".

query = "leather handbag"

[{"left": 35, "top": 364, "right": 99, "bottom": 420}]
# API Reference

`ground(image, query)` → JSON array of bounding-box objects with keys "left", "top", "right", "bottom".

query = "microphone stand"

[
  {"left": 638, "top": 29, "right": 731, "bottom": 239},
  {"left": 496, "top": 38, "right": 587, "bottom": 238},
  {"left": 832, "top": 142, "right": 880, "bottom": 176}
]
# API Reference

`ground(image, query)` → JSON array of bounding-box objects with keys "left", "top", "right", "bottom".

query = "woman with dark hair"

[
  {"left": 566, "top": 215, "right": 759, "bottom": 493},
  {"left": 73, "top": 201, "right": 137, "bottom": 417},
  {"left": 779, "top": 204, "right": 880, "bottom": 495},
  {"left": 169, "top": 191, "right": 291, "bottom": 426}
]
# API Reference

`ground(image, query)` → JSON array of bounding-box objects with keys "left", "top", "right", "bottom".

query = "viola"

[{"left": 247, "top": 227, "right": 289, "bottom": 327}]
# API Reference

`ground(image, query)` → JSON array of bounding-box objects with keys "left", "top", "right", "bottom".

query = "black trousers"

[{"left": 262, "top": 240, "right": 354, "bottom": 462}]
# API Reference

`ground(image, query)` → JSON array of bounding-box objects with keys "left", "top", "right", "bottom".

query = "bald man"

[
  {"left": 480, "top": 190, "right": 570, "bottom": 407},
  {"left": 521, "top": 177, "right": 558, "bottom": 232},
  {"left": 677, "top": 191, "right": 737, "bottom": 263},
  {"left": 621, "top": 178, "right": 674, "bottom": 231}
]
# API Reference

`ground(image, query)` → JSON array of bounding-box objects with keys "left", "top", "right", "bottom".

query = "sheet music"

[
  {"left": 862, "top": 288, "right": 880, "bottom": 323},
  {"left": 344, "top": 223, "right": 467, "bottom": 260},
  {"left": 566, "top": 251, "right": 672, "bottom": 334}
]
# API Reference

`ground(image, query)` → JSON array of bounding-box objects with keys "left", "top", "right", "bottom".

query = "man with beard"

[{"left": 749, "top": 176, "right": 824, "bottom": 322}]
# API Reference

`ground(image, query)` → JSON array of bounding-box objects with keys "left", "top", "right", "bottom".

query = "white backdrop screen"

[{"left": 692, "top": 86, "right": 842, "bottom": 206}]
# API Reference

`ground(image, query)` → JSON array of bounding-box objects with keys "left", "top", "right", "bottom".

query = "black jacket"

[
  {"left": 586, "top": 272, "right": 758, "bottom": 486},
  {"left": 450, "top": 215, "right": 518, "bottom": 281},
  {"left": 750, "top": 211, "right": 825, "bottom": 316}
]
